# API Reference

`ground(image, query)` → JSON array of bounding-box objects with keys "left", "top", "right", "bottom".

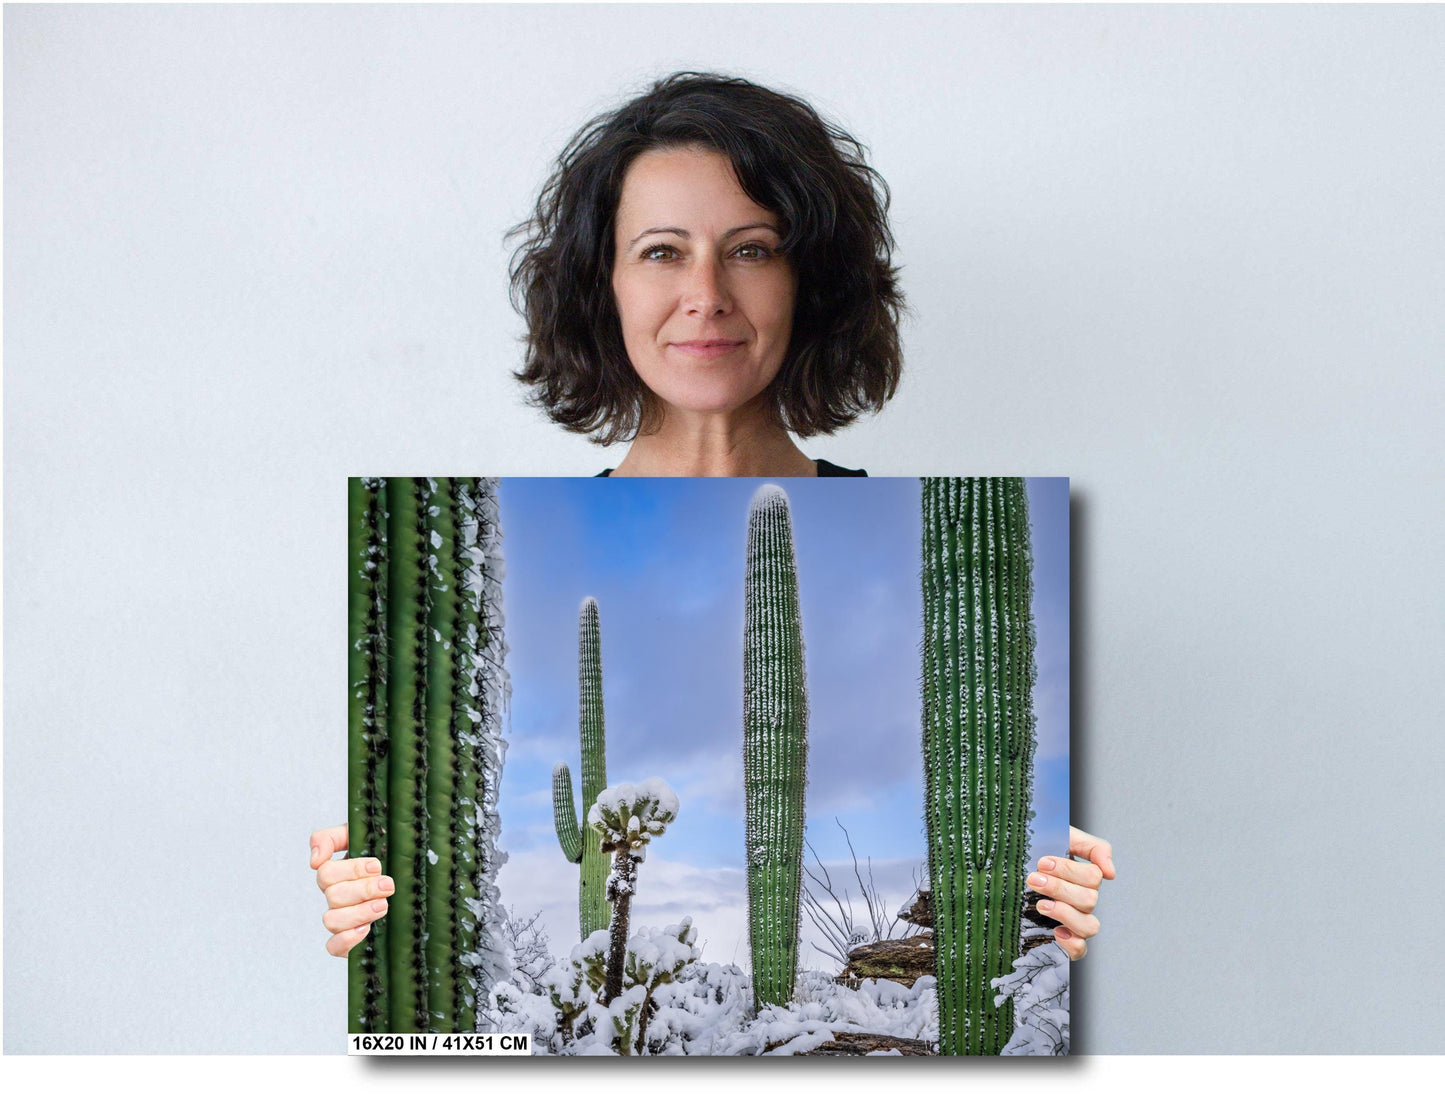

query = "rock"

[
  {"left": 1023, "top": 889, "right": 1061, "bottom": 930},
  {"left": 837, "top": 934, "right": 936, "bottom": 988},
  {"left": 800, "top": 1032, "right": 935, "bottom": 1057},
  {"left": 898, "top": 889, "right": 935, "bottom": 929},
  {"left": 844, "top": 889, "right": 1060, "bottom": 987}
]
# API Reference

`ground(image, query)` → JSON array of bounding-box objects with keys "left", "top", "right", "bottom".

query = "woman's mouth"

[{"left": 670, "top": 340, "right": 745, "bottom": 357}]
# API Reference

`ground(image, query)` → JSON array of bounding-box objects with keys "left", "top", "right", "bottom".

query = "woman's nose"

[{"left": 682, "top": 258, "right": 732, "bottom": 317}]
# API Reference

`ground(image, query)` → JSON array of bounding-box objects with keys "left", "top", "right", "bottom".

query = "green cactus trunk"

[
  {"left": 921, "top": 478, "right": 1039, "bottom": 1056},
  {"left": 347, "top": 478, "right": 390, "bottom": 1033},
  {"left": 552, "top": 597, "right": 611, "bottom": 941},
  {"left": 742, "top": 484, "right": 809, "bottom": 1010},
  {"left": 385, "top": 477, "right": 432, "bottom": 1032},
  {"left": 347, "top": 477, "right": 508, "bottom": 1032}
]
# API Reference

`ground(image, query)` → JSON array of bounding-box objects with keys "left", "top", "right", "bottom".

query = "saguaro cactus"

[
  {"left": 553, "top": 597, "right": 610, "bottom": 940},
  {"left": 347, "top": 477, "right": 390, "bottom": 1033},
  {"left": 347, "top": 477, "right": 510, "bottom": 1033},
  {"left": 921, "top": 477, "right": 1039, "bottom": 1056},
  {"left": 742, "top": 484, "right": 809, "bottom": 1009}
]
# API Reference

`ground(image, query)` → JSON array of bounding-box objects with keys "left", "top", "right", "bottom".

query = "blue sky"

[{"left": 492, "top": 477, "right": 1069, "bottom": 968}]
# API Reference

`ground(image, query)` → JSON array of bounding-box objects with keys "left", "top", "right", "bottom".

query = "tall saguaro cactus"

[
  {"left": 552, "top": 597, "right": 610, "bottom": 940},
  {"left": 347, "top": 477, "right": 510, "bottom": 1033},
  {"left": 742, "top": 484, "right": 809, "bottom": 1009},
  {"left": 921, "top": 477, "right": 1039, "bottom": 1056}
]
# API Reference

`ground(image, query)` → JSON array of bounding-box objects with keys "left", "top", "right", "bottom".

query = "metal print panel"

[{"left": 345, "top": 476, "right": 1069, "bottom": 1056}]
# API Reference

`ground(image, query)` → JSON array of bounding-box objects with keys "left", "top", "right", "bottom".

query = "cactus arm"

[
  {"left": 742, "top": 484, "right": 809, "bottom": 1010},
  {"left": 552, "top": 763, "right": 584, "bottom": 863},
  {"left": 347, "top": 477, "right": 390, "bottom": 1032},
  {"left": 385, "top": 477, "right": 430, "bottom": 1032}
]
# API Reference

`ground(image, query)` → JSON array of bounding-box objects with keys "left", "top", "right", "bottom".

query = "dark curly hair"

[{"left": 508, "top": 72, "right": 905, "bottom": 445}]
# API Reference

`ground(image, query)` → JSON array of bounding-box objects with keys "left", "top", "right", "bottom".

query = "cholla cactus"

[
  {"left": 535, "top": 918, "right": 699, "bottom": 1055},
  {"left": 587, "top": 779, "right": 680, "bottom": 1005}
]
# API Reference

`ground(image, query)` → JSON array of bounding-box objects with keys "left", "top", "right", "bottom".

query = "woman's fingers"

[
  {"left": 323, "top": 897, "right": 390, "bottom": 935},
  {"left": 324, "top": 874, "right": 395, "bottom": 909},
  {"left": 326, "top": 923, "right": 372, "bottom": 959},
  {"left": 1035, "top": 896, "right": 1099, "bottom": 940},
  {"left": 316, "top": 855, "right": 381, "bottom": 892},
  {"left": 310, "top": 824, "right": 349, "bottom": 870},
  {"left": 1027, "top": 862, "right": 1099, "bottom": 914},
  {"left": 1053, "top": 926, "right": 1087, "bottom": 962},
  {"left": 1068, "top": 826, "right": 1116, "bottom": 879}
]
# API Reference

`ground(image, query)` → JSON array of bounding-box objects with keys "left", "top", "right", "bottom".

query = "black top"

[{"left": 596, "top": 458, "right": 867, "bottom": 478}]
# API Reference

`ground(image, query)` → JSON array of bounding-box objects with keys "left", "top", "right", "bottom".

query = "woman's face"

[{"left": 611, "top": 146, "right": 797, "bottom": 422}]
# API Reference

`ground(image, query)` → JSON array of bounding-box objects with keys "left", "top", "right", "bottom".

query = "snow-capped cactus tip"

[
  {"left": 588, "top": 779, "right": 679, "bottom": 853},
  {"left": 750, "top": 483, "right": 789, "bottom": 511}
]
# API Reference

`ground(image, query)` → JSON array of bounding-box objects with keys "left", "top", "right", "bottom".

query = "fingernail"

[
  {"left": 379, "top": 876, "right": 395, "bottom": 893},
  {"left": 1038, "top": 857, "right": 1056, "bottom": 871},
  {"left": 365, "top": 859, "right": 381, "bottom": 874},
  {"left": 371, "top": 899, "right": 389, "bottom": 914},
  {"left": 1055, "top": 927, "right": 1073, "bottom": 939},
  {"left": 311, "top": 847, "right": 320, "bottom": 864},
  {"left": 356, "top": 923, "right": 371, "bottom": 936},
  {"left": 1037, "top": 898, "right": 1054, "bottom": 911},
  {"left": 1028, "top": 873, "right": 1048, "bottom": 889}
]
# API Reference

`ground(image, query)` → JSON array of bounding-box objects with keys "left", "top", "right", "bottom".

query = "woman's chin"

[{"left": 649, "top": 382, "right": 774, "bottom": 424}]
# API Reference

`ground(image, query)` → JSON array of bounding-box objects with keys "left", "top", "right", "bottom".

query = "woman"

[{"left": 313, "top": 72, "right": 1114, "bottom": 964}]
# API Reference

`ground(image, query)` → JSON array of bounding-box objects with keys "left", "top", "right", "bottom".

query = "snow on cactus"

[
  {"left": 588, "top": 779, "right": 679, "bottom": 853},
  {"left": 587, "top": 779, "right": 679, "bottom": 1006},
  {"left": 992, "top": 940, "right": 1070, "bottom": 1056},
  {"left": 504, "top": 918, "right": 704, "bottom": 1055}
]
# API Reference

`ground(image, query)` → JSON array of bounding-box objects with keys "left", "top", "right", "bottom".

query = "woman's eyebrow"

[{"left": 626, "top": 223, "right": 779, "bottom": 249}]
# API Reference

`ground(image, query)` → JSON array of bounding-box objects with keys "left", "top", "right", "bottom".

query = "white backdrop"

[{"left": 6, "top": 4, "right": 1443, "bottom": 1053}]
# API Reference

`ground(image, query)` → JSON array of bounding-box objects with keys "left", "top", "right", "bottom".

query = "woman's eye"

[
  {"left": 734, "top": 243, "right": 774, "bottom": 260},
  {"left": 641, "top": 244, "right": 678, "bottom": 262}
]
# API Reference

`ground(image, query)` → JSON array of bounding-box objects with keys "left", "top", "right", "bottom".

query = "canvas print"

[{"left": 345, "top": 476, "right": 1069, "bottom": 1056}]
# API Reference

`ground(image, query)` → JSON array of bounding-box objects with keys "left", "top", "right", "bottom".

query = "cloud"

[{"left": 496, "top": 848, "right": 752, "bottom": 968}]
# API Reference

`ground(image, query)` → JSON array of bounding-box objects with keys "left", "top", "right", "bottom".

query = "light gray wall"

[{"left": 6, "top": 4, "right": 1442, "bottom": 1053}]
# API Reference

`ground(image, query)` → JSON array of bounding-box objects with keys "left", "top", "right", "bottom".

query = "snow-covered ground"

[{"left": 485, "top": 915, "right": 1068, "bottom": 1057}]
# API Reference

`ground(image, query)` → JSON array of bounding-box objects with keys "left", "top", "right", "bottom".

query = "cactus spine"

[
  {"left": 921, "top": 478, "right": 1039, "bottom": 1056},
  {"left": 347, "top": 477, "right": 509, "bottom": 1032},
  {"left": 552, "top": 597, "right": 610, "bottom": 940},
  {"left": 742, "top": 484, "right": 809, "bottom": 1010}
]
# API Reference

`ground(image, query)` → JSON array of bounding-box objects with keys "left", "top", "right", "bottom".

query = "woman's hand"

[
  {"left": 310, "top": 824, "right": 394, "bottom": 958},
  {"left": 1028, "top": 826, "right": 1115, "bottom": 961}
]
